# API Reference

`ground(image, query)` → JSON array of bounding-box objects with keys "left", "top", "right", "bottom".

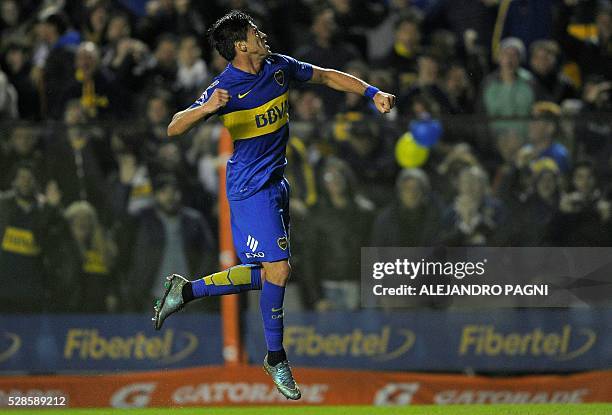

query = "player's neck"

[{"left": 232, "top": 54, "right": 265, "bottom": 75}]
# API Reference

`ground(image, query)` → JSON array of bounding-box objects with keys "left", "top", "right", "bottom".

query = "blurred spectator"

[
  {"left": 108, "top": 134, "right": 154, "bottom": 217},
  {"left": 149, "top": 140, "right": 214, "bottom": 221},
  {"left": 82, "top": 3, "right": 109, "bottom": 46},
  {"left": 138, "top": 0, "right": 206, "bottom": 47},
  {"left": 58, "top": 41, "right": 121, "bottom": 119},
  {"left": 370, "top": 168, "right": 442, "bottom": 246},
  {"left": 45, "top": 100, "right": 111, "bottom": 219},
  {"left": 481, "top": 37, "right": 535, "bottom": 132},
  {"left": 491, "top": 128, "right": 527, "bottom": 200},
  {"left": 0, "top": 126, "right": 44, "bottom": 190},
  {"left": 332, "top": 119, "right": 396, "bottom": 204},
  {"left": 0, "top": 67, "right": 18, "bottom": 119},
  {"left": 399, "top": 53, "right": 453, "bottom": 116},
  {"left": 102, "top": 14, "right": 150, "bottom": 94},
  {"left": 506, "top": 163, "right": 562, "bottom": 246},
  {"left": 555, "top": 2, "right": 612, "bottom": 82},
  {"left": 529, "top": 40, "right": 577, "bottom": 103},
  {"left": 426, "top": 0, "right": 497, "bottom": 52},
  {"left": 176, "top": 35, "right": 209, "bottom": 102},
  {"left": 441, "top": 165, "right": 507, "bottom": 245},
  {"left": 295, "top": 6, "right": 361, "bottom": 114},
  {"left": 575, "top": 76, "right": 612, "bottom": 171},
  {"left": 1, "top": 42, "right": 40, "bottom": 119},
  {"left": 64, "top": 201, "right": 118, "bottom": 312},
  {"left": 327, "top": 0, "right": 386, "bottom": 58},
  {"left": 547, "top": 160, "right": 612, "bottom": 246},
  {"left": 144, "top": 90, "right": 173, "bottom": 144},
  {"left": 0, "top": 0, "right": 27, "bottom": 49},
  {"left": 118, "top": 173, "right": 215, "bottom": 312},
  {"left": 304, "top": 157, "right": 373, "bottom": 310},
  {"left": 36, "top": 13, "right": 81, "bottom": 119},
  {"left": 444, "top": 62, "right": 476, "bottom": 114},
  {"left": 433, "top": 143, "right": 481, "bottom": 203},
  {"left": 516, "top": 103, "right": 571, "bottom": 174},
  {"left": 378, "top": 12, "right": 424, "bottom": 93},
  {"left": 140, "top": 33, "right": 179, "bottom": 94},
  {"left": 0, "top": 162, "right": 74, "bottom": 312}
]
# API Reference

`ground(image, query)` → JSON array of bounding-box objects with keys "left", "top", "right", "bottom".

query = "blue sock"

[
  {"left": 190, "top": 264, "right": 262, "bottom": 298},
  {"left": 260, "top": 281, "right": 285, "bottom": 352}
]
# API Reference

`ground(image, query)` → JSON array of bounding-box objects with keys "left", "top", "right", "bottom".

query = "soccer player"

[{"left": 153, "top": 11, "right": 395, "bottom": 400}]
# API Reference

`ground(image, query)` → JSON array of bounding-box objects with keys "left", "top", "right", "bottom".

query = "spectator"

[
  {"left": 441, "top": 165, "right": 507, "bottom": 246},
  {"left": 0, "top": 0, "right": 27, "bottom": 49},
  {"left": 82, "top": 3, "right": 109, "bottom": 46},
  {"left": 555, "top": 2, "right": 612, "bottom": 82},
  {"left": 45, "top": 100, "right": 111, "bottom": 218},
  {"left": 575, "top": 76, "right": 612, "bottom": 171},
  {"left": 0, "top": 67, "right": 17, "bottom": 119},
  {"left": 378, "top": 12, "right": 423, "bottom": 93},
  {"left": 0, "top": 162, "right": 74, "bottom": 312},
  {"left": 36, "top": 13, "right": 81, "bottom": 119},
  {"left": 444, "top": 62, "right": 476, "bottom": 114},
  {"left": 332, "top": 119, "right": 396, "bottom": 204},
  {"left": 143, "top": 90, "right": 173, "bottom": 144},
  {"left": 481, "top": 37, "right": 535, "bottom": 133},
  {"left": 529, "top": 40, "right": 577, "bottom": 103},
  {"left": 149, "top": 140, "right": 214, "bottom": 221},
  {"left": 295, "top": 6, "right": 361, "bottom": 114},
  {"left": 176, "top": 35, "right": 209, "bottom": 102},
  {"left": 507, "top": 162, "right": 562, "bottom": 246},
  {"left": 64, "top": 201, "right": 118, "bottom": 312},
  {"left": 107, "top": 134, "right": 154, "bottom": 217},
  {"left": 58, "top": 41, "right": 121, "bottom": 119},
  {"left": 118, "top": 173, "right": 215, "bottom": 312},
  {"left": 0, "top": 126, "right": 44, "bottom": 190},
  {"left": 399, "top": 53, "right": 453, "bottom": 116},
  {"left": 516, "top": 103, "right": 571, "bottom": 174},
  {"left": 547, "top": 160, "right": 612, "bottom": 246},
  {"left": 141, "top": 34, "right": 179, "bottom": 94},
  {"left": 1, "top": 42, "right": 40, "bottom": 119},
  {"left": 138, "top": 0, "right": 206, "bottom": 48},
  {"left": 371, "top": 168, "right": 442, "bottom": 246},
  {"left": 304, "top": 157, "right": 373, "bottom": 310}
]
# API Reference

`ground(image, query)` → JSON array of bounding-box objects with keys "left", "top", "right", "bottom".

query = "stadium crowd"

[{"left": 1, "top": 0, "right": 611, "bottom": 313}]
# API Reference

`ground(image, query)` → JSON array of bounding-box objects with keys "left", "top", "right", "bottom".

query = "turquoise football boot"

[
  {"left": 263, "top": 355, "right": 301, "bottom": 400},
  {"left": 153, "top": 274, "right": 189, "bottom": 330}
]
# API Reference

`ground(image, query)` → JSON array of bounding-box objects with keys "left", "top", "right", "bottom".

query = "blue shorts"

[{"left": 229, "top": 178, "right": 291, "bottom": 264}]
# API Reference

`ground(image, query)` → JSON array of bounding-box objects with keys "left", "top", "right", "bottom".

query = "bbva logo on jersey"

[{"left": 254, "top": 99, "right": 288, "bottom": 128}]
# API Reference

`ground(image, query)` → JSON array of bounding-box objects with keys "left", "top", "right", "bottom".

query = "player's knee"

[{"left": 262, "top": 261, "right": 291, "bottom": 286}]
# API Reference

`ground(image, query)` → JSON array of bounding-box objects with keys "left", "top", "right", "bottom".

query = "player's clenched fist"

[
  {"left": 206, "top": 88, "right": 231, "bottom": 111},
  {"left": 373, "top": 91, "right": 396, "bottom": 114}
]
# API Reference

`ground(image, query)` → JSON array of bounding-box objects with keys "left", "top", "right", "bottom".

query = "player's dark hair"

[{"left": 207, "top": 11, "right": 255, "bottom": 61}]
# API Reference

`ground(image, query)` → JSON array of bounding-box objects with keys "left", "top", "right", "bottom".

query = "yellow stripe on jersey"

[{"left": 219, "top": 92, "right": 289, "bottom": 140}]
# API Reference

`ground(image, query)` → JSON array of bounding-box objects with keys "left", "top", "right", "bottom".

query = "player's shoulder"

[{"left": 268, "top": 53, "right": 297, "bottom": 65}]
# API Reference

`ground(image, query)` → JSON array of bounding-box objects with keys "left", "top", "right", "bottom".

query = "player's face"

[{"left": 248, "top": 23, "right": 270, "bottom": 57}]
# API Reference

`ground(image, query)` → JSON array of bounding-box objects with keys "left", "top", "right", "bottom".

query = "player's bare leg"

[{"left": 260, "top": 260, "right": 301, "bottom": 400}]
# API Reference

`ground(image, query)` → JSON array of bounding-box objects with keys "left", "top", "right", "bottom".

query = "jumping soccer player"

[{"left": 153, "top": 11, "right": 395, "bottom": 400}]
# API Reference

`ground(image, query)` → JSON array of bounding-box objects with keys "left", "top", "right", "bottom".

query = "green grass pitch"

[{"left": 7, "top": 404, "right": 612, "bottom": 415}]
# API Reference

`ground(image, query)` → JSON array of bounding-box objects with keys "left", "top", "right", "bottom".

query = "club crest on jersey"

[
  {"left": 274, "top": 70, "right": 285, "bottom": 86},
  {"left": 277, "top": 237, "right": 288, "bottom": 250}
]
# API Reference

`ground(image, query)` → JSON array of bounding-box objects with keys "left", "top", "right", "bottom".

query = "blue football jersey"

[{"left": 189, "top": 54, "right": 313, "bottom": 200}]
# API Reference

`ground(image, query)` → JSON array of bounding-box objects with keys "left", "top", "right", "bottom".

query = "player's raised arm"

[
  {"left": 167, "top": 88, "right": 230, "bottom": 136},
  {"left": 309, "top": 66, "right": 396, "bottom": 114}
]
